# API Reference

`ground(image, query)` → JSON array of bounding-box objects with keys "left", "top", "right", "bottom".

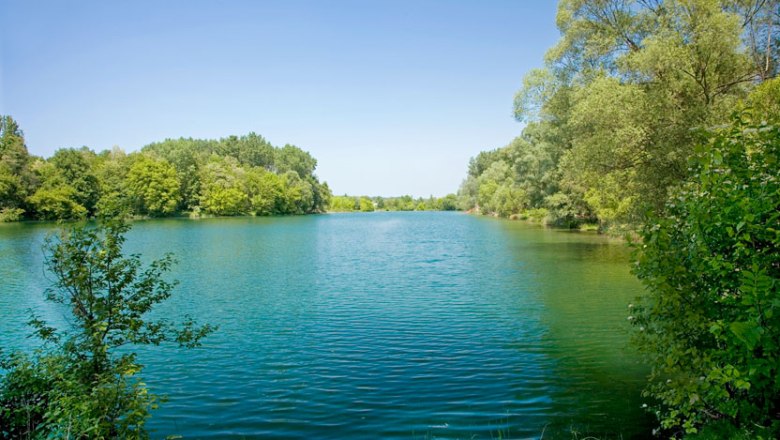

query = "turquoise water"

[{"left": 0, "top": 212, "right": 652, "bottom": 439}]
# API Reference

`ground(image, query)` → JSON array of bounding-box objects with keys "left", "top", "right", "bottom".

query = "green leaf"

[{"left": 729, "top": 321, "right": 762, "bottom": 350}]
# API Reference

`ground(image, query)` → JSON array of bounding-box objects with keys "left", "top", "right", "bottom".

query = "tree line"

[
  {"left": 329, "top": 194, "right": 459, "bottom": 212},
  {"left": 0, "top": 120, "right": 331, "bottom": 221},
  {"left": 458, "top": 0, "right": 779, "bottom": 232}
]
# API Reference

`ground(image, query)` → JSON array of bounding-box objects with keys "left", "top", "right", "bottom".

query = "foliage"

[
  {"left": 631, "top": 117, "right": 780, "bottom": 437},
  {"left": 0, "top": 115, "right": 330, "bottom": 221},
  {"left": 0, "top": 207, "right": 25, "bottom": 222},
  {"left": 743, "top": 76, "right": 780, "bottom": 122},
  {"left": 438, "top": 194, "right": 458, "bottom": 211},
  {"left": 329, "top": 195, "right": 359, "bottom": 212},
  {"left": 125, "top": 155, "right": 180, "bottom": 216},
  {"left": 358, "top": 197, "right": 374, "bottom": 212},
  {"left": 198, "top": 156, "right": 248, "bottom": 216},
  {"left": 49, "top": 148, "right": 100, "bottom": 216},
  {"left": 0, "top": 115, "right": 33, "bottom": 216},
  {"left": 524, "top": 207, "right": 549, "bottom": 224},
  {"left": 27, "top": 184, "right": 88, "bottom": 220},
  {"left": 461, "top": 0, "right": 779, "bottom": 231},
  {"left": 0, "top": 219, "right": 215, "bottom": 438},
  {"left": 544, "top": 192, "right": 586, "bottom": 228},
  {"left": 327, "top": 194, "right": 460, "bottom": 213},
  {"left": 93, "top": 147, "right": 131, "bottom": 217},
  {"left": 279, "top": 171, "right": 315, "bottom": 215},
  {"left": 274, "top": 144, "right": 317, "bottom": 177},
  {"left": 140, "top": 137, "right": 329, "bottom": 216},
  {"left": 245, "top": 168, "right": 284, "bottom": 216}
]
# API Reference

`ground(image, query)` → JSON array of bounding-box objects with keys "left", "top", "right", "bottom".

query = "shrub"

[{"left": 631, "top": 117, "right": 780, "bottom": 437}]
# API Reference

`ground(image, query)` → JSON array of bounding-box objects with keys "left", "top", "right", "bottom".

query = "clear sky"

[{"left": 1, "top": 0, "right": 560, "bottom": 197}]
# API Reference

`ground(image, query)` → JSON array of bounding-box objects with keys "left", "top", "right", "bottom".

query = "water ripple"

[{"left": 0, "top": 213, "right": 652, "bottom": 439}]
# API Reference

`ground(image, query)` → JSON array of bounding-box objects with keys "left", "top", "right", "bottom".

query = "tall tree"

[
  {"left": 49, "top": 148, "right": 100, "bottom": 216},
  {"left": 0, "top": 115, "right": 33, "bottom": 220},
  {"left": 462, "top": 0, "right": 778, "bottom": 228}
]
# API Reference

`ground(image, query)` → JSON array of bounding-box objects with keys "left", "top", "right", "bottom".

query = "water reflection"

[{"left": 496, "top": 220, "right": 653, "bottom": 438}]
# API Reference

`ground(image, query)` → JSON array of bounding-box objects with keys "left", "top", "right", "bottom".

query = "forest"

[
  {"left": 0, "top": 123, "right": 331, "bottom": 221},
  {"left": 458, "top": 0, "right": 780, "bottom": 232}
]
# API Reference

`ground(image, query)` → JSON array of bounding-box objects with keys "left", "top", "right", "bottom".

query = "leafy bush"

[
  {"left": 524, "top": 207, "right": 549, "bottom": 223},
  {"left": 631, "top": 117, "right": 780, "bottom": 437},
  {"left": 544, "top": 193, "right": 582, "bottom": 228},
  {"left": 0, "top": 207, "right": 24, "bottom": 222}
]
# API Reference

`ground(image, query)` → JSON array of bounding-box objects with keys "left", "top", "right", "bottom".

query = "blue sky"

[{"left": 1, "top": 0, "right": 560, "bottom": 197}]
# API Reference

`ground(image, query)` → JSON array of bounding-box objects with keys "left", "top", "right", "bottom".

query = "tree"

[
  {"left": 308, "top": 177, "right": 331, "bottom": 213},
  {"left": 0, "top": 164, "right": 27, "bottom": 221},
  {"left": 244, "top": 168, "right": 284, "bottom": 215},
  {"left": 274, "top": 144, "right": 317, "bottom": 178},
  {"left": 743, "top": 76, "right": 780, "bottom": 121},
  {"left": 0, "top": 218, "right": 214, "bottom": 438},
  {"left": 233, "top": 132, "right": 275, "bottom": 168},
  {"left": 359, "top": 197, "right": 374, "bottom": 212},
  {"left": 460, "top": 0, "right": 778, "bottom": 230},
  {"left": 27, "top": 161, "right": 88, "bottom": 220},
  {"left": 199, "top": 156, "right": 248, "bottom": 216},
  {"left": 0, "top": 115, "right": 33, "bottom": 220},
  {"left": 0, "top": 120, "right": 330, "bottom": 221},
  {"left": 94, "top": 147, "right": 132, "bottom": 217},
  {"left": 631, "top": 117, "right": 780, "bottom": 437},
  {"left": 439, "top": 194, "right": 458, "bottom": 211},
  {"left": 27, "top": 184, "right": 88, "bottom": 220},
  {"left": 279, "top": 171, "right": 314, "bottom": 215},
  {"left": 50, "top": 148, "right": 101, "bottom": 216},
  {"left": 125, "top": 155, "right": 181, "bottom": 216},
  {"left": 329, "top": 195, "right": 358, "bottom": 212}
]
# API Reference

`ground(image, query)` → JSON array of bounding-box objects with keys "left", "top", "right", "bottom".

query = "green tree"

[
  {"left": 359, "top": 197, "right": 374, "bottom": 212},
  {"left": 439, "top": 194, "right": 458, "bottom": 211},
  {"left": 250, "top": 169, "right": 286, "bottom": 215},
  {"left": 0, "top": 165, "right": 26, "bottom": 221},
  {"left": 27, "top": 185, "right": 88, "bottom": 220},
  {"left": 0, "top": 219, "right": 214, "bottom": 438},
  {"left": 329, "top": 195, "right": 358, "bottom": 212},
  {"left": 274, "top": 144, "right": 317, "bottom": 178},
  {"left": 279, "top": 171, "right": 314, "bottom": 215},
  {"left": 0, "top": 121, "right": 329, "bottom": 221},
  {"left": 125, "top": 155, "right": 181, "bottom": 216},
  {"left": 141, "top": 138, "right": 209, "bottom": 211},
  {"left": 94, "top": 147, "right": 132, "bottom": 217},
  {"left": 492, "top": 183, "right": 526, "bottom": 218},
  {"left": 631, "top": 117, "right": 780, "bottom": 437},
  {"left": 199, "top": 156, "right": 248, "bottom": 216},
  {"left": 308, "top": 177, "right": 331, "bottom": 213},
  {"left": 743, "top": 76, "right": 780, "bottom": 121},
  {"left": 233, "top": 132, "right": 275, "bottom": 168},
  {"left": 463, "top": 0, "right": 779, "bottom": 230},
  {"left": 50, "top": 148, "right": 101, "bottom": 216},
  {"left": 27, "top": 161, "right": 87, "bottom": 220},
  {"left": 0, "top": 115, "right": 33, "bottom": 220}
]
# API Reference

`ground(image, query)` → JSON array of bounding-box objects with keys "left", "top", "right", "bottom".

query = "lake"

[{"left": 0, "top": 212, "right": 652, "bottom": 439}]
